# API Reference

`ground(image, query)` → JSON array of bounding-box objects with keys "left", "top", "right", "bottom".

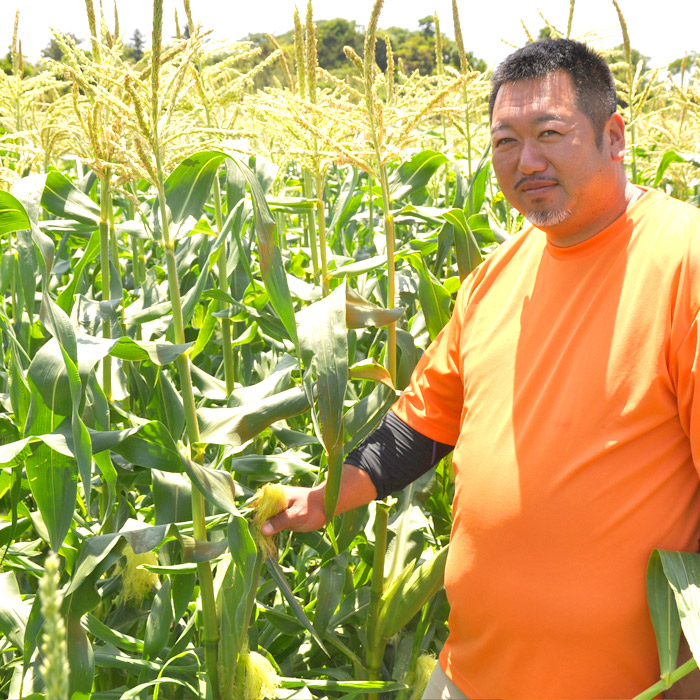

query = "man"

[{"left": 262, "top": 39, "right": 700, "bottom": 698}]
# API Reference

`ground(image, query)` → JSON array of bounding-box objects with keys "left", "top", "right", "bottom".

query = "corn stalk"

[{"left": 150, "top": 1, "right": 219, "bottom": 694}]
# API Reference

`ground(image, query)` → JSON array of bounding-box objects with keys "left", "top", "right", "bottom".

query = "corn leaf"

[
  {"left": 197, "top": 386, "right": 310, "bottom": 446},
  {"left": 164, "top": 151, "right": 227, "bottom": 225},
  {"left": 144, "top": 578, "right": 174, "bottom": 660},
  {"left": 0, "top": 572, "right": 28, "bottom": 651},
  {"left": 41, "top": 169, "right": 101, "bottom": 226},
  {"left": 266, "top": 557, "right": 329, "bottom": 655},
  {"left": 297, "top": 282, "right": 348, "bottom": 522},
  {"left": 377, "top": 545, "right": 448, "bottom": 639},
  {"left": 179, "top": 455, "right": 238, "bottom": 515},
  {"left": 647, "top": 549, "right": 681, "bottom": 680},
  {"left": 657, "top": 550, "right": 700, "bottom": 669},
  {"left": 346, "top": 287, "right": 405, "bottom": 328},
  {"left": 220, "top": 516, "right": 259, "bottom": 698},
  {"left": 403, "top": 251, "right": 452, "bottom": 341},
  {"left": 388, "top": 150, "right": 450, "bottom": 201},
  {"left": 653, "top": 150, "right": 700, "bottom": 188},
  {"left": 440, "top": 209, "right": 483, "bottom": 281},
  {"left": 0, "top": 190, "right": 30, "bottom": 236},
  {"left": 314, "top": 552, "right": 348, "bottom": 636},
  {"left": 67, "top": 613, "right": 95, "bottom": 699},
  {"left": 226, "top": 152, "right": 299, "bottom": 348}
]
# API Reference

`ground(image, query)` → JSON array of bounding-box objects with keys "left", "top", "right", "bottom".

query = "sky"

[{"left": 1, "top": 0, "right": 698, "bottom": 71}]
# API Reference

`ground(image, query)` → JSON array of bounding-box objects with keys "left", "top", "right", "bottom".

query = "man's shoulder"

[
  {"left": 637, "top": 188, "right": 700, "bottom": 227},
  {"left": 630, "top": 189, "right": 700, "bottom": 254},
  {"left": 455, "top": 223, "right": 541, "bottom": 303}
]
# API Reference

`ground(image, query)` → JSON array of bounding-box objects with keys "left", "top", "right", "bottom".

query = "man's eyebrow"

[{"left": 491, "top": 113, "right": 567, "bottom": 133}]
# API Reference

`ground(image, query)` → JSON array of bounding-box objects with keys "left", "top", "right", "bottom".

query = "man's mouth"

[{"left": 516, "top": 178, "right": 558, "bottom": 193}]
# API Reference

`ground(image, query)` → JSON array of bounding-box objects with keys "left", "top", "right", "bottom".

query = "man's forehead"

[{"left": 491, "top": 72, "right": 577, "bottom": 124}]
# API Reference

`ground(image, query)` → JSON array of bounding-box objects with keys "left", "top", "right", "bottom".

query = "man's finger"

[{"left": 261, "top": 510, "right": 288, "bottom": 536}]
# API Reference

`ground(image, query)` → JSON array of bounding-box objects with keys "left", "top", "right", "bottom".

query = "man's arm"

[
  {"left": 261, "top": 411, "right": 454, "bottom": 535},
  {"left": 261, "top": 464, "right": 377, "bottom": 535}
]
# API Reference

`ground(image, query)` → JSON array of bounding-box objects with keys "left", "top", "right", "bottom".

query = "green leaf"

[
  {"left": 349, "top": 359, "right": 395, "bottom": 390},
  {"left": 647, "top": 549, "right": 681, "bottom": 681},
  {"left": 24, "top": 383, "right": 78, "bottom": 551},
  {"left": 66, "top": 522, "right": 177, "bottom": 604},
  {"left": 315, "top": 552, "right": 348, "bottom": 636},
  {"left": 219, "top": 516, "right": 259, "bottom": 697},
  {"left": 653, "top": 151, "right": 700, "bottom": 188},
  {"left": 329, "top": 168, "right": 361, "bottom": 232},
  {"left": 231, "top": 452, "right": 315, "bottom": 479},
  {"left": 164, "top": 151, "right": 227, "bottom": 225},
  {"left": 227, "top": 153, "right": 299, "bottom": 348},
  {"left": 280, "top": 678, "right": 407, "bottom": 693},
  {"left": 197, "top": 387, "right": 310, "bottom": 446},
  {"left": 117, "top": 677, "right": 199, "bottom": 699},
  {"left": 468, "top": 212, "right": 507, "bottom": 246},
  {"left": 344, "top": 384, "right": 395, "bottom": 453},
  {"left": 67, "top": 613, "right": 95, "bottom": 698},
  {"left": 93, "top": 420, "right": 182, "bottom": 471},
  {"left": 41, "top": 170, "right": 101, "bottom": 225},
  {"left": 403, "top": 251, "right": 452, "bottom": 341},
  {"left": 0, "top": 571, "right": 28, "bottom": 650},
  {"left": 266, "top": 557, "right": 329, "bottom": 655},
  {"left": 297, "top": 283, "right": 348, "bottom": 521},
  {"left": 144, "top": 578, "right": 173, "bottom": 660},
  {"left": 56, "top": 230, "right": 101, "bottom": 314},
  {"left": 179, "top": 455, "right": 238, "bottom": 515},
  {"left": 377, "top": 546, "right": 448, "bottom": 639},
  {"left": 441, "top": 209, "right": 483, "bottom": 281},
  {"left": 657, "top": 550, "right": 700, "bottom": 670},
  {"left": 0, "top": 190, "right": 30, "bottom": 235},
  {"left": 329, "top": 254, "right": 388, "bottom": 279},
  {"left": 346, "top": 287, "right": 404, "bottom": 329},
  {"left": 82, "top": 614, "right": 143, "bottom": 653},
  {"left": 396, "top": 329, "right": 419, "bottom": 391},
  {"left": 152, "top": 469, "right": 192, "bottom": 526},
  {"left": 388, "top": 150, "right": 450, "bottom": 200}
]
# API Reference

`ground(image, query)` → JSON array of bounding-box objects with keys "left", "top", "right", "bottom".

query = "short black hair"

[{"left": 489, "top": 39, "right": 617, "bottom": 145}]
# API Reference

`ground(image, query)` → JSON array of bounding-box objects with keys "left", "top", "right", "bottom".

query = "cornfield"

[{"left": 0, "top": 0, "right": 699, "bottom": 698}]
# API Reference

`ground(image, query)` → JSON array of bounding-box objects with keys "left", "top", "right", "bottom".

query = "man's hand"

[
  {"left": 261, "top": 464, "right": 379, "bottom": 536},
  {"left": 260, "top": 484, "right": 326, "bottom": 535}
]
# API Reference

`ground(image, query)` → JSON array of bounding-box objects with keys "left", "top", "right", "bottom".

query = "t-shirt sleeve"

[
  {"left": 669, "top": 230, "right": 700, "bottom": 472},
  {"left": 344, "top": 410, "right": 454, "bottom": 499},
  {"left": 392, "top": 281, "right": 468, "bottom": 446}
]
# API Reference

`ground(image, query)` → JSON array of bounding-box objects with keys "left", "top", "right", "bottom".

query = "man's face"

[{"left": 490, "top": 70, "right": 626, "bottom": 247}]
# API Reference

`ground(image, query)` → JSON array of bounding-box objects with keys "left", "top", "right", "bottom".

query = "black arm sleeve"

[{"left": 344, "top": 410, "right": 454, "bottom": 499}]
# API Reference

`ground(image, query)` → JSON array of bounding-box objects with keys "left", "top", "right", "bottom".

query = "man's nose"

[{"left": 518, "top": 139, "right": 547, "bottom": 174}]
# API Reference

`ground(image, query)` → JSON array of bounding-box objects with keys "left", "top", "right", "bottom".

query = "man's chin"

[{"left": 526, "top": 208, "right": 573, "bottom": 227}]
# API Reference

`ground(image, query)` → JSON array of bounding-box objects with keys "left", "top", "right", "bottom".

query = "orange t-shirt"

[{"left": 393, "top": 189, "right": 700, "bottom": 698}]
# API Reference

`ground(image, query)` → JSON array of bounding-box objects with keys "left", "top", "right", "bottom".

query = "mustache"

[{"left": 515, "top": 175, "right": 559, "bottom": 191}]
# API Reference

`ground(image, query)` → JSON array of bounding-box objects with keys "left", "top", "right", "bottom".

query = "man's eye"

[
  {"left": 540, "top": 130, "right": 559, "bottom": 138},
  {"left": 494, "top": 137, "right": 515, "bottom": 148}
]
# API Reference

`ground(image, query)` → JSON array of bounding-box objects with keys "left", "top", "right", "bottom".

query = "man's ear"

[{"left": 607, "top": 112, "right": 626, "bottom": 162}]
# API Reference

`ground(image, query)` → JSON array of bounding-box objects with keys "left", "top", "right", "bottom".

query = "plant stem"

[
  {"left": 366, "top": 501, "right": 390, "bottom": 679},
  {"left": 99, "top": 175, "right": 112, "bottom": 401},
  {"left": 154, "top": 169, "right": 220, "bottom": 695},
  {"left": 377, "top": 164, "right": 396, "bottom": 385},
  {"left": 213, "top": 176, "right": 235, "bottom": 395},
  {"left": 631, "top": 657, "right": 698, "bottom": 700},
  {"left": 314, "top": 170, "right": 329, "bottom": 295},
  {"left": 303, "top": 170, "right": 320, "bottom": 285}
]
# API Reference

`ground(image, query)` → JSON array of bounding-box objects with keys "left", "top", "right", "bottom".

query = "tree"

[
  {"left": 667, "top": 52, "right": 698, "bottom": 79},
  {"left": 41, "top": 33, "right": 80, "bottom": 62},
  {"left": 126, "top": 28, "right": 146, "bottom": 62},
  {"left": 316, "top": 18, "right": 363, "bottom": 72},
  {"left": 418, "top": 16, "right": 435, "bottom": 38}
]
